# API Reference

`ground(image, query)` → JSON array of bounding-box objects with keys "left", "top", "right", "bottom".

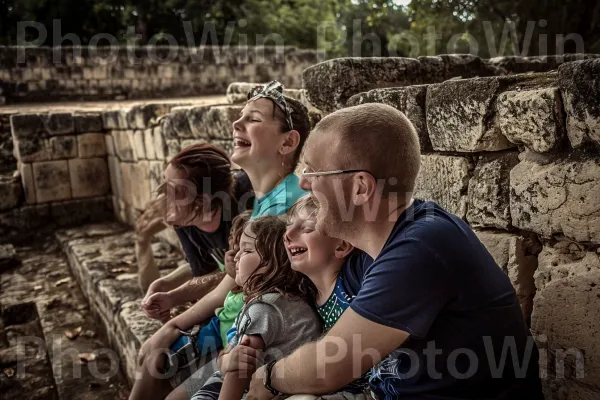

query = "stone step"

[
  {"left": 0, "top": 233, "right": 131, "bottom": 399},
  {"left": 55, "top": 222, "right": 184, "bottom": 384}
]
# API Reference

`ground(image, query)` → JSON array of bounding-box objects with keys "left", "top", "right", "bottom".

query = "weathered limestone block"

[
  {"left": 166, "top": 139, "right": 181, "bottom": 160},
  {"left": 50, "top": 196, "right": 113, "bottom": 226},
  {"left": 74, "top": 113, "right": 102, "bottom": 133},
  {"left": 68, "top": 158, "right": 110, "bottom": 198},
  {"left": 77, "top": 133, "right": 106, "bottom": 158},
  {"left": 105, "top": 134, "right": 115, "bottom": 156},
  {"left": 187, "top": 105, "right": 214, "bottom": 138},
  {"left": 14, "top": 137, "right": 52, "bottom": 162},
  {"left": 126, "top": 104, "right": 171, "bottom": 129},
  {"left": 112, "top": 130, "right": 137, "bottom": 162},
  {"left": 133, "top": 130, "right": 146, "bottom": 160},
  {"left": 10, "top": 114, "right": 43, "bottom": 139},
  {"left": 427, "top": 74, "right": 556, "bottom": 152},
  {"left": 414, "top": 155, "right": 472, "bottom": 218},
  {"left": 303, "top": 57, "right": 421, "bottom": 112},
  {"left": 417, "top": 54, "right": 496, "bottom": 83},
  {"left": 467, "top": 152, "right": 519, "bottom": 229},
  {"left": 210, "top": 139, "right": 233, "bottom": 156},
  {"left": 127, "top": 161, "right": 151, "bottom": 210},
  {"left": 558, "top": 59, "right": 600, "bottom": 148},
  {"left": 102, "top": 110, "right": 129, "bottom": 130},
  {"left": 0, "top": 243, "right": 20, "bottom": 270},
  {"left": 497, "top": 88, "right": 564, "bottom": 153},
  {"left": 33, "top": 160, "right": 72, "bottom": 202},
  {"left": 532, "top": 242, "right": 600, "bottom": 396},
  {"left": 0, "top": 174, "right": 21, "bottom": 211},
  {"left": 148, "top": 161, "right": 164, "bottom": 194},
  {"left": 347, "top": 85, "right": 431, "bottom": 151},
  {"left": 50, "top": 135, "right": 78, "bottom": 159},
  {"left": 427, "top": 77, "right": 513, "bottom": 152},
  {"left": 153, "top": 126, "right": 166, "bottom": 160},
  {"left": 489, "top": 54, "right": 600, "bottom": 75},
  {"left": 143, "top": 129, "right": 156, "bottom": 160},
  {"left": 107, "top": 156, "right": 123, "bottom": 200},
  {"left": 43, "top": 112, "right": 74, "bottom": 135},
  {"left": 510, "top": 153, "right": 600, "bottom": 243},
  {"left": 18, "top": 162, "right": 35, "bottom": 204},
  {"left": 474, "top": 230, "right": 540, "bottom": 323},
  {"left": 188, "top": 105, "right": 240, "bottom": 140},
  {"left": 162, "top": 107, "right": 193, "bottom": 139}
]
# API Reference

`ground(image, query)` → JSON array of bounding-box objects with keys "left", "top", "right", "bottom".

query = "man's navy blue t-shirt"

[{"left": 342, "top": 200, "right": 543, "bottom": 400}]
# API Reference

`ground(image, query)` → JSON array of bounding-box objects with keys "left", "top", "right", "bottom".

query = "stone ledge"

[{"left": 56, "top": 222, "right": 184, "bottom": 383}]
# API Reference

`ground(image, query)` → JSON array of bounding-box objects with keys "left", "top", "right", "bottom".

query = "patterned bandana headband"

[{"left": 247, "top": 80, "right": 294, "bottom": 130}]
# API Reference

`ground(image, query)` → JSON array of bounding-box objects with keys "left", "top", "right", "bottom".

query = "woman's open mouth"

[{"left": 234, "top": 138, "right": 251, "bottom": 148}]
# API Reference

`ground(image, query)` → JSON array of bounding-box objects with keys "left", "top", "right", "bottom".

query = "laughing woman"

[{"left": 130, "top": 81, "right": 311, "bottom": 400}]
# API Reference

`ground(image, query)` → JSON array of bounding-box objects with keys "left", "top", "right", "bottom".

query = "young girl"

[
  {"left": 191, "top": 216, "right": 322, "bottom": 400},
  {"left": 131, "top": 81, "right": 312, "bottom": 400},
  {"left": 284, "top": 195, "right": 372, "bottom": 399}
]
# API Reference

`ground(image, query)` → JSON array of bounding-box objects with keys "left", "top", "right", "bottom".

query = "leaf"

[
  {"left": 3, "top": 368, "right": 14, "bottom": 377},
  {"left": 55, "top": 277, "right": 72, "bottom": 286},
  {"left": 65, "top": 326, "right": 83, "bottom": 340},
  {"left": 82, "top": 330, "right": 97, "bottom": 338},
  {"left": 34, "top": 285, "right": 43, "bottom": 291},
  {"left": 110, "top": 267, "right": 129, "bottom": 273},
  {"left": 78, "top": 352, "right": 97, "bottom": 362}
]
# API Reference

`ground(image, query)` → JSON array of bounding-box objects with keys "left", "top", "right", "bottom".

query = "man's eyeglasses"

[
  {"left": 247, "top": 80, "right": 294, "bottom": 131},
  {"left": 301, "top": 167, "right": 372, "bottom": 178}
]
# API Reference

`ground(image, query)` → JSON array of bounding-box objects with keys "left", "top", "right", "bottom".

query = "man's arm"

[
  {"left": 168, "top": 274, "right": 237, "bottom": 332},
  {"left": 168, "top": 269, "right": 225, "bottom": 305},
  {"left": 248, "top": 308, "right": 409, "bottom": 397}
]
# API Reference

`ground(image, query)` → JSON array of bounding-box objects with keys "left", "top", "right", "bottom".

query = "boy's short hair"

[
  {"left": 229, "top": 210, "right": 252, "bottom": 247},
  {"left": 287, "top": 194, "right": 316, "bottom": 222}
]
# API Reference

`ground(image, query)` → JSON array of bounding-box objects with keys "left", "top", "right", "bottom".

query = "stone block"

[
  {"left": 50, "top": 196, "right": 113, "bottom": 227},
  {"left": 0, "top": 243, "right": 20, "bottom": 270},
  {"left": 131, "top": 161, "right": 151, "bottom": 210},
  {"left": 107, "top": 156, "right": 123, "bottom": 200},
  {"left": 68, "top": 158, "right": 110, "bottom": 198},
  {"left": 417, "top": 54, "right": 496, "bottom": 83},
  {"left": 133, "top": 130, "right": 146, "bottom": 159},
  {"left": 112, "top": 130, "right": 137, "bottom": 162},
  {"left": 153, "top": 126, "right": 166, "bottom": 160},
  {"left": 120, "top": 163, "right": 134, "bottom": 206},
  {"left": 489, "top": 54, "right": 600, "bottom": 75},
  {"left": 426, "top": 74, "right": 557, "bottom": 152},
  {"left": 162, "top": 107, "right": 193, "bottom": 139},
  {"left": 14, "top": 137, "right": 52, "bottom": 162},
  {"left": 347, "top": 85, "right": 431, "bottom": 151},
  {"left": 414, "top": 154, "right": 472, "bottom": 218},
  {"left": 19, "top": 162, "right": 35, "bottom": 204},
  {"left": 126, "top": 104, "right": 171, "bottom": 129},
  {"left": 43, "top": 112, "right": 74, "bottom": 135},
  {"left": 0, "top": 204, "right": 50, "bottom": 236},
  {"left": 10, "top": 114, "right": 43, "bottom": 139},
  {"left": 49, "top": 135, "right": 77, "bottom": 159},
  {"left": 32, "top": 160, "right": 72, "bottom": 202},
  {"left": 74, "top": 113, "right": 102, "bottom": 133},
  {"left": 148, "top": 161, "right": 164, "bottom": 194},
  {"left": 474, "top": 230, "right": 540, "bottom": 323},
  {"left": 201, "top": 106, "right": 239, "bottom": 139},
  {"left": 532, "top": 242, "right": 600, "bottom": 393},
  {"left": 427, "top": 77, "right": 513, "bottom": 152},
  {"left": 143, "top": 129, "right": 156, "bottom": 160},
  {"left": 302, "top": 57, "right": 421, "bottom": 112},
  {"left": 510, "top": 153, "right": 600, "bottom": 244},
  {"left": 497, "top": 88, "right": 564, "bottom": 153},
  {"left": 0, "top": 175, "right": 22, "bottom": 211},
  {"left": 75, "top": 133, "right": 105, "bottom": 158},
  {"left": 187, "top": 105, "right": 214, "bottom": 138},
  {"left": 166, "top": 140, "right": 181, "bottom": 160},
  {"left": 105, "top": 134, "right": 115, "bottom": 156},
  {"left": 210, "top": 139, "right": 233, "bottom": 156},
  {"left": 467, "top": 152, "right": 519, "bottom": 230},
  {"left": 102, "top": 110, "right": 129, "bottom": 130},
  {"left": 558, "top": 59, "right": 600, "bottom": 148}
]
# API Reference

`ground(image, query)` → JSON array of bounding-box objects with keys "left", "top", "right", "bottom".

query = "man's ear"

[
  {"left": 279, "top": 130, "right": 301, "bottom": 156},
  {"left": 352, "top": 172, "right": 378, "bottom": 206},
  {"left": 334, "top": 240, "right": 354, "bottom": 259}
]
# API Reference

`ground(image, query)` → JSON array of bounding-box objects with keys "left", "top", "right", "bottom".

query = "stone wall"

[
  {"left": 306, "top": 56, "right": 600, "bottom": 399},
  {"left": 0, "top": 46, "right": 320, "bottom": 104}
]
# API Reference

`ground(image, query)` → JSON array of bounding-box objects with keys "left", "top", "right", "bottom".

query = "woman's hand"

[{"left": 135, "top": 194, "right": 167, "bottom": 244}]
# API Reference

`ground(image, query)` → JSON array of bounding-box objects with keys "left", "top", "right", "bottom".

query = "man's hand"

[
  {"left": 224, "top": 248, "right": 238, "bottom": 280},
  {"left": 247, "top": 365, "right": 275, "bottom": 400},
  {"left": 219, "top": 336, "right": 261, "bottom": 375},
  {"left": 135, "top": 194, "right": 167, "bottom": 244},
  {"left": 141, "top": 291, "right": 173, "bottom": 322}
]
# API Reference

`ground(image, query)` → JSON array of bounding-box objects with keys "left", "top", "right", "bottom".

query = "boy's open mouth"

[{"left": 288, "top": 246, "right": 308, "bottom": 257}]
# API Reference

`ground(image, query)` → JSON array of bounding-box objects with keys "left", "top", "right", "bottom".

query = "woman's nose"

[{"left": 232, "top": 116, "right": 243, "bottom": 132}]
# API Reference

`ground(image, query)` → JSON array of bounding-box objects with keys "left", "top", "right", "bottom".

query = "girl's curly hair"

[{"left": 236, "top": 215, "right": 317, "bottom": 302}]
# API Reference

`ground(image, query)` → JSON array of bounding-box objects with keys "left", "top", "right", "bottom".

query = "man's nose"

[{"left": 299, "top": 174, "right": 311, "bottom": 191}]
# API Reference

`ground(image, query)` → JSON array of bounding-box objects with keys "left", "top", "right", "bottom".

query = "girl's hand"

[
  {"left": 224, "top": 247, "right": 238, "bottom": 280},
  {"left": 219, "top": 336, "right": 261, "bottom": 375}
]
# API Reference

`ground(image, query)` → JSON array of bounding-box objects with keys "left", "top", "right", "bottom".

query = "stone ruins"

[{"left": 1, "top": 46, "right": 599, "bottom": 399}]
